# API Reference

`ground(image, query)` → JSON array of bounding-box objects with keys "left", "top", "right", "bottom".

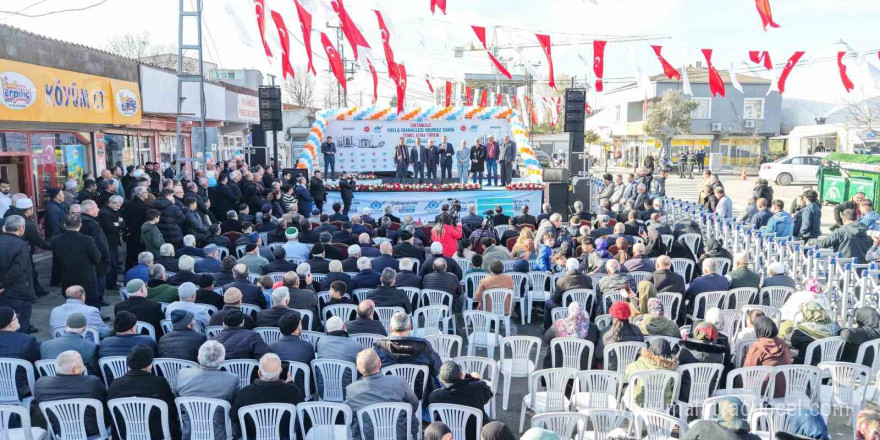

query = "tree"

[
  {"left": 584, "top": 130, "right": 601, "bottom": 145},
  {"left": 644, "top": 90, "right": 698, "bottom": 158},
  {"left": 106, "top": 31, "right": 195, "bottom": 72},
  {"left": 282, "top": 66, "right": 316, "bottom": 110},
  {"left": 844, "top": 97, "right": 880, "bottom": 136}
]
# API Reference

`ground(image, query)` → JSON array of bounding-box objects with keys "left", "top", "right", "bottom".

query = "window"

[
  {"left": 790, "top": 157, "right": 808, "bottom": 165},
  {"left": 690, "top": 98, "right": 711, "bottom": 119},
  {"left": 615, "top": 105, "right": 621, "bottom": 122},
  {"left": 744, "top": 98, "right": 764, "bottom": 120}
]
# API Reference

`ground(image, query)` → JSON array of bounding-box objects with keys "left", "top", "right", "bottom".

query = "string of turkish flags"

[
  {"left": 755, "top": 0, "right": 780, "bottom": 31},
  {"left": 321, "top": 32, "right": 346, "bottom": 92},
  {"left": 593, "top": 40, "right": 606, "bottom": 92},
  {"left": 536, "top": 34, "right": 555, "bottom": 89},
  {"left": 254, "top": 0, "right": 272, "bottom": 58},
  {"left": 472, "top": 26, "right": 512, "bottom": 79},
  {"left": 270, "top": 12, "right": 294, "bottom": 80},
  {"left": 651, "top": 45, "right": 680, "bottom": 80},
  {"left": 749, "top": 51, "right": 773, "bottom": 70},
  {"left": 292, "top": 1, "right": 315, "bottom": 75},
  {"left": 701, "top": 49, "right": 726, "bottom": 97}
]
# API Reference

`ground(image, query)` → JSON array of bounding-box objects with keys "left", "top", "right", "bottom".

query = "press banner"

[
  {"left": 322, "top": 119, "right": 513, "bottom": 173},
  {"left": 0, "top": 58, "right": 141, "bottom": 125},
  {"left": 324, "top": 189, "right": 542, "bottom": 223}
]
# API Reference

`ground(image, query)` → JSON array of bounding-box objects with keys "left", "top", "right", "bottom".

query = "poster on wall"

[
  {"left": 322, "top": 119, "right": 512, "bottom": 173},
  {"left": 65, "top": 145, "right": 85, "bottom": 181}
]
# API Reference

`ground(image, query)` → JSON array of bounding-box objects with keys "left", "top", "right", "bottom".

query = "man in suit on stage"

[
  {"left": 438, "top": 135, "right": 455, "bottom": 180},
  {"left": 393, "top": 137, "right": 410, "bottom": 181},
  {"left": 500, "top": 135, "right": 517, "bottom": 185},
  {"left": 409, "top": 138, "right": 424, "bottom": 180}
]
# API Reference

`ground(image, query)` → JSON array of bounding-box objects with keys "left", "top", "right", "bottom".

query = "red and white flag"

[
  {"left": 838, "top": 52, "right": 855, "bottom": 93},
  {"left": 374, "top": 10, "right": 397, "bottom": 79},
  {"left": 321, "top": 32, "right": 347, "bottom": 92},
  {"left": 430, "top": 0, "right": 446, "bottom": 15},
  {"left": 536, "top": 34, "right": 555, "bottom": 89},
  {"left": 330, "top": 0, "right": 370, "bottom": 61},
  {"left": 479, "top": 89, "right": 488, "bottom": 107},
  {"left": 444, "top": 81, "right": 452, "bottom": 106},
  {"left": 702, "top": 49, "right": 726, "bottom": 97},
  {"left": 368, "top": 61, "right": 378, "bottom": 103},
  {"left": 749, "top": 51, "right": 773, "bottom": 70},
  {"left": 593, "top": 40, "right": 606, "bottom": 92},
  {"left": 466, "top": 87, "right": 473, "bottom": 106},
  {"left": 651, "top": 45, "right": 680, "bottom": 80},
  {"left": 270, "top": 11, "right": 294, "bottom": 80},
  {"left": 777, "top": 51, "right": 805, "bottom": 94},
  {"left": 495, "top": 93, "right": 503, "bottom": 106},
  {"left": 254, "top": 0, "right": 272, "bottom": 58},
  {"left": 755, "top": 0, "right": 780, "bottom": 31},
  {"left": 425, "top": 75, "right": 434, "bottom": 93},
  {"left": 471, "top": 26, "right": 512, "bottom": 79},
  {"left": 293, "top": 0, "right": 316, "bottom": 75},
  {"left": 391, "top": 62, "right": 407, "bottom": 113}
]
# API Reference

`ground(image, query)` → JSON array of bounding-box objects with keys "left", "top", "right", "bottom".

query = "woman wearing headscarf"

[
  {"left": 743, "top": 316, "right": 791, "bottom": 398},
  {"left": 630, "top": 280, "right": 657, "bottom": 317},
  {"left": 842, "top": 307, "right": 880, "bottom": 364},
  {"left": 698, "top": 238, "right": 732, "bottom": 274},
  {"left": 642, "top": 227, "right": 666, "bottom": 257},
  {"left": 779, "top": 278, "right": 825, "bottom": 322},
  {"left": 624, "top": 339, "right": 679, "bottom": 407},
  {"left": 681, "top": 396, "right": 760, "bottom": 440},
  {"left": 543, "top": 302, "right": 601, "bottom": 370},
  {"left": 857, "top": 408, "right": 880, "bottom": 440},
  {"left": 480, "top": 421, "right": 516, "bottom": 440},
  {"left": 678, "top": 322, "right": 729, "bottom": 401},
  {"left": 777, "top": 408, "right": 830, "bottom": 440},
  {"left": 424, "top": 422, "right": 453, "bottom": 440},
  {"left": 790, "top": 301, "right": 841, "bottom": 365},
  {"left": 637, "top": 298, "right": 680, "bottom": 337},
  {"left": 597, "top": 301, "right": 644, "bottom": 370}
]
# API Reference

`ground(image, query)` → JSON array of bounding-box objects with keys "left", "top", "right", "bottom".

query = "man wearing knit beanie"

[
  {"left": 428, "top": 360, "right": 493, "bottom": 424},
  {"left": 107, "top": 345, "right": 179, "bottom": 439},
  {"left": 98, "top": 311, "right": 157, "bottom": 357}
]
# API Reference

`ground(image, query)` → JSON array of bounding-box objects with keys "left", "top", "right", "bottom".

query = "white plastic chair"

[
  {"left": 293, "top": 309, "right": 315, "bottom": 331},
  {"left": 375, "top": 307, "right": 406, "bottom": 334},
  {"left": 159, "top": 319, "right": 174, "bottom": 335},
  {"left": 420, "top": 289, "right": 457, "bottom": 333},
  {"left": 428, "top": 404, "right": 482, "bottom": 440},
  {"left": 287, "top": 361, "right": 312, "bottom": 401},
  {"left": 265, "top": 272, "right": 286, "bottom": 283},
  {"left": 726, "top": 287, "right": 758, "bottom": 310},
  {"left": 108, "top": 397, "right": 172, "bottom": 440},
  {"left": 692, "top": 291, "right": 726, "bottom": 320},
  {"left": 580, "top": 408, "right": 634, "bottom": 440},
  {"left": 670, "top": 258, "right": 695, "bottom": 283},
  {"left": 497, "top": 336, "right": 541, "bottom": 411},
  {"left": 254, "top": 327, "right": 283, "bottom": 345},
  {"left": 323, "top": 304, "right": 357, "bottom": 323},
  {"left": 715, "top": 257, "right": 732, "bottom": 275},
  {"left": 352, "top": 333, "right": 382, "bottom": 350},
  {"left": 412, "top": 305, "right": 451, "bottom": 337},
  {"left": 602, "top": 342, "right": 646, "bottom": 374},
  {"left": 311, "top": 359, "right": 356, "bottom": 402},
  {"left": 0, "top": 358, "right": 34, "bottom": 405},
  {"left": 803, "top": 336, "right": 846, "bottom": 365},
  {"left": 759, "top": 286, "right": 795, "bottom": 309},
  {"left": 463, "top": 273, "right": 489, "bottom": 310},
  {"left": 357, "top": 402, "right": 412, "bottom": 440},
  {"left": 509, "top": 272, "right": 530, "bottom": 325},
  {"left": 725, "top": 366, "right": 774, "bottom": 401},
  {"left": 660, "top": 234, "right": 674, "bottom": 251},
  {"left": 297, "top": 401, "right": 352, "bottom": 440},
  {"left": 550, "top": 307, "right": 569, "bottom": 323},
  {"left": 236, "top": 402, "right": 298, "bottom": 440},
  {"left": 634, "top": 408, "right": 688, "bottom": 440},
  {"left": 550, "top": 337, "right": 595, "bottom": 370},
  {"left": 626, "top": 370, "right": 681, "bottom": 413},
  {"left": 734, "top": 338, "right": 757, "bottom": 368},
  {"left": 220, "top": 359, "right": 259, "bottom": 390},
  {"left": 453, "top": 356, "right": 499, "bottom": 418},
  {"left": 768, "top": 365, "right": 821, "bottom": 407},
  {"left": 818, "top": 361, "right": 871, "bottom": 436},
  {"left": 629, "top": 271, "right": 651, "bottom": 286},
  {"left": 98, "top": 356, "right": 129, "bottom": 387},
  {"left": 675, "top": 363, "right": 724, "bottom": 418},
  {"left": 573, "top": 370, "right": 623, "bottom": 411},
  {"left": 239, "top": 303, "right": 261, "bottom": 319},
  {"left": 462, "top": 310, "right": 502, "bottom": 358},
  {"left": 530, "top": 412, "right": 586, "bottom": 440},
  {"left": 679, "top": 233, "right": 702, "bottom": 260},
  {"left": 205, "top": 325, "right": 223, "bottom": 338},
  {"left": 49, "top": 326, "right": 100, "bottom": 344},
  {"left": 656, "top": 292, "right": 682, "bottom": 322},
  {"left": 601, "top": 292, "right": 626, "bottom": 314},
  {"left": 151, "top": 358, "right": 198, "bottom": 394},
  {"left": 481, "top": 288, "right": 514, "bottom": 336},
  {"left": 352, "top": 289, "right": 373, "bottom": 302},
  {"left": 381, "top": 365, "right": 428, "bottom": 418},
  {"left": 135, "top": 321, "right": 156, "bottom": 340},
  {"left": 594, "top": 314, "right": 612, "bottom": 331},
  {"left": 300, "top": 331, "right": 323, "bottom": 351},
  {"left": 748, "top": 407, "right": 794, "bottom": 440},
  {"left": 526, "top": 272, "right": 551, "bottom": 324},
  {"left": 715, "top": 310, "right": 741, "bottom": 340},
  {"left": 175, "top": 397, "right": 232, "bottom": 440},
  {"left": 561, "top": 289, "right": 596, "bottom": 311},
  {"left": 643, "top": 336, "right": 681, "bottom": 351},
  {"left": 519, "top": 368, "right": 577, "bottom": 433},
  {"left": 740, "top": 305, "right": 782, "bottom": 327},
  {"left": 425, "top": 334, "right": 462, "bottom": 362},
  {"left": 39, "top": 398, "right": 109, "bottom": 440},
  {"left": 0, "top": 403, "right": 46, "bottom": 440},
  {"left": 454, "top": 258, "right": 472, "bottom": 274},
  {"left": 399, "top": 287, "right": 421, "bottom": 309}
]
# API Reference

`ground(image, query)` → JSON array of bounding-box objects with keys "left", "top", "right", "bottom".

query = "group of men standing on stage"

[{"left": 391, "top": 134, "right": 517, "bottom": 186}]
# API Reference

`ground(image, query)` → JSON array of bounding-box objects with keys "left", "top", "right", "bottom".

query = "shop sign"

[
  {"left": 0, "top": 59, "right": 141, "bottom": 125},
  {"left": 237, "top": 94, "right": 259, "bottom": 122}
]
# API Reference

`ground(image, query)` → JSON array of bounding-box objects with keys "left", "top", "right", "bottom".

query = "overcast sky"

[{"left": 3, "top": 0, "right": 880, "bottom": 107}]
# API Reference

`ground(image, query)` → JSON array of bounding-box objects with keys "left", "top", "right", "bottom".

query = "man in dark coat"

[
  {"left": 230, "top": 352, "right": 304, "bottom": 439},
  {"left": 213, "top": 310, "right": 271, "bottom": 360},
  {"left": 294, "top": 176, "right": 313, "bottom": 217},
  {"left": 393, "top": 137, "right": 410, "bottom": 180},
  {"left": 0, "top": 217, "right": 37, "bottom": 332},
  {"left": 254, "top": 287, "right": 297, "bottom": 327},
  {"left": 154, "top": 189, "right": 185, "bottom": 248},
  {"left": 114, "top": 279, "right": 164, "bottom": 337},
  {"left": 320, "top": 136, "right": 337, "bottom": 179},
  {"left": 410, "top": 139, "right": 424, "bottom": 179},
  {"left": 107, "top": 345, "right": 179, "bottom": 440},
  {"left": 77, "top": 180, "right": 97, "bottom": 204},
  {"left": 98, "top": 196, "right": 124, "bottom": 290},
  {"left": 309, "top": 171, "right": 326, "bottom": 213},
  {"left": 3, "top": 198, "right": 51, "bottom": 297},
  {"left": 647, "top": 255, "right": 687, "bottom": 294},
  {"left": 210, "top": 173, "right": 238, "bottom": 221},
  {"left": 366, "top": 268, "right": 412, "bottom": 313},
  {"left": 99, "top": 311, "right": 157, "bottom": 357},
  {"left": 423, "top": 141, "right": 439, "bottom": 179},
  {"left": 270, "top": 312, "right": 315, "bottom": 367},
  {"left": 80, "top": 200, "right": 110, "bottom": 304},
  {"left": 428, "top": 361, "right": 494, "bottom": 440},
  {"left": 392, "top": 230, "right": 424, "bottom": 263},
  {"left": 158, "top": 310, "right": 207, "bottom": 362},
  {"left": 422, "top": 259, "right": 462, "bottom": 312},
  {"left": 339, "top": 174, "right": 355, "bottom": 215},
  {"left": 222, "top": 264, "right": 268, "bottom": 308},
  {"left": 32, "top": 351, "right": 110, "bottom": 437},
  {"left": 51, "top": 214, "right": 102, "bottom": 308},
  {"left": 45, "top": 188, "right": 68, "bottom": 238},
  {"left": 438, "top": 135, "right": 455, "bottom": 180},
  {"left": 122, "top": 187, "right": 150, "bottom": 269}
]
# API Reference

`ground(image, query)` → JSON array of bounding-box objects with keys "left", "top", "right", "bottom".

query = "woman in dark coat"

[
  {"left": 209, "top": 172, "right": 237, "bottom": 221},
  {"left": 469, "top": 141, "right": 487, "bottom": 184},
  {"left": 682, "top": 396, "right": 760, "bottom": 440},
  {"left": 743, "top": 316, "right": 791, "bottom": 398},
  {"left": 597, "top": 301, "right": 644, "bottom": 370},
  {"left": 790, "top": 301, "right": 841, "bottom": 365},
  {"left": 698, "top": 238, "right": 733, "bottom": 274},
  {"left": 677, "top": 322, "right": 728, "bottom": 401},
  {"left": 841, "top": 307, "right": 880, "bottom": 364},
  {"left": 543, "top": 302, "right": 601, "bottom": 370}
]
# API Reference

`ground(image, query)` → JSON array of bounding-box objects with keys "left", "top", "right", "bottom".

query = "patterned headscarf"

[
  {"left": 803, "top": 278, "right": 823, "bottom": 293},
  {"left": 647, "top": 298, "right": 664, "bottom": 317},
  {"left": 693, "top": 322, "right": 719, "bottom": 342},
  {"left": 556, "top": 302, "right": 590, "bottom": 338},
  {"left": 715, "top": 397, "right": 750, "bottom": 432},
  {"left": 797, "top": 301, "right": 841, "bottom": 340},
  {"left": 594, "top": 238, "right": 610, "bottom": 258}
]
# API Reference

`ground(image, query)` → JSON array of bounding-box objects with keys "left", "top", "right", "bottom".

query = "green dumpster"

[
  {"left": 848, "top": 177, "right": 877, "bottom": 202},
  {"left": 822, "top": 175, "right": 847, "bottom": 204}
]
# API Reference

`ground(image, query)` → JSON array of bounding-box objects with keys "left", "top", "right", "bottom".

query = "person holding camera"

[{"left": 339, "top": 173, "right": 356, "bottom": 216}]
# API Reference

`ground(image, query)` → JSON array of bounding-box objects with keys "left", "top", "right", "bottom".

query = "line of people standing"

[{"left": 393, "top": 134, "right": 517, "bottom": 185}]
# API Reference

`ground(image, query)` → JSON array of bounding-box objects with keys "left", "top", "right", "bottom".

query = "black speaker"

[
  {"left": 259, "top": 86, "right": 283, "bottom": 131},
  {"left": 572, "top": 178, "right": 592, "bottom": 219},
  {"left": 564, "top": 88, "right": 586, "bottom": 133},
  {"left": 542, "top": 168, "right": 569, "bottom": 182},
  {"left": 546, "top": 182, "right": 570, "bottom": 221},
  {"left": 250, "top": 124, "right": 266, "bottom": 147}
]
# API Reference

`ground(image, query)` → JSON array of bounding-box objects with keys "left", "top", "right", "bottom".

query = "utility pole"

[{"left": 175, "top": 0, "right": 207, "bottom": 177}]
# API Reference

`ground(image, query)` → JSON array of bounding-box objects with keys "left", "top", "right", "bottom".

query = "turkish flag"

[
  {"left": 479, "top": 89, "right": 488, "bottom": 107},
  {"left": 466, "top": 87, "right": 473, "bottom": 106},
  {"left": 270, "top": 12, "right": 295, "bottom": 80},
  {"left": 293, "top": 0, "right": 315, "bottom": 75},
  {"left": 425, "top": 75, "right": 434, "bottom": 93},
  {"left": 778, "top": 51, "right": 805, "bottom": 94},
  {"left": 495, "top": 93, "right": 503, "bottom": 106},
  {"left": 374, "top": 10, "right": 396, "bottom": 79},
  {"left": 526, "top": 96, "right": 538, "bottom": 125},
  {"left": 702, "top": 49, "right": 726, "bottom": 97},
  {"left": 430, "top": 0, "right": 446, "bottom": 15},
  {"left": 471, "top": 26, "right": 512, "bottom": 79},
  {"left": 651, "top": 45, "right": 680, "bottom": 80},
  {"left": 444, "top": 81, "right": 452, "bottom": 107},
  {"left": 749, "top": 51, "right": 773, "bottom": 70},
  {"left": 368, "top": 61, "right": 378, "bottom": 103},
  {"left": 512, "top": 95, "right": 519, "bottom": 109},
  {"left": 254, "top": 0, "right": 272, "bottom": 58},
  {"left": 755, "top": 0, "right": 780, "bottom": 31},
  {"left": 321, "top": 32, "right": 347, "bottom": 92},
  {"left": 393, "top": 63, "right": 407, "bottom": 114},
  {"left": 536, "top": 34, "right": 555, "bottom": 89},
  {"left": 838, "top": 52, "right": 855, "bottom": 93},
  {"left": 330, "top": 0, "right": 370, "bottom": 61},
  {"left": 593, "top": 40, "right": 606, "bottom": 92}
]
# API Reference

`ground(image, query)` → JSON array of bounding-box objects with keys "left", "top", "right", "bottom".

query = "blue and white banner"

[{"left": 325, "top": 189, "right": 543, "bottom": 224}]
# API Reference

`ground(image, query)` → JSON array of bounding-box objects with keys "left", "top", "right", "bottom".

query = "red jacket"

[{"left": 431, "top": 224, "right": 462, "bottom": 257}]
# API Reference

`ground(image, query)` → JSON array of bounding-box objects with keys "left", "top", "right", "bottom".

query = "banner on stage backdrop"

[
  {"left": 323, "top": 119, "right": 513, "bottom": 173},
  {"left": 325, "top": 189, "right": 542, "bottom": 223}
]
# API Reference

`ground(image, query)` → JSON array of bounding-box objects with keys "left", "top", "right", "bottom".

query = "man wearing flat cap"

[
  {"left": 108, "top": 345, "right": 179, "bottom": 439},
  {"left": 158, "top": 310, "right": 207, "bottom": 362},
  {"left": 40, "top": 313, "right": 99, "bottom": 374},
  {"left": 193, "top": 244, "right": 222, "bottom": 273},
  {"left": 113, "top": 279, "right": 164, "bottom": 337},
  {"left": 99, "top": 311, "right": 157, "bottom": 358},
  {"left": 213, "top": 310, "right": 271, "bottom": 360}
]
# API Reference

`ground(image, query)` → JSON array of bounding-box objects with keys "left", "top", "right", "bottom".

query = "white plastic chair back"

[
  {"left": 236, "top": 402, "right": 297, "bottom": 440},
  {"left": 264, "top": 272, "right": 286, "bottom": 284},
  {"left": 499, "top": 336, "right": 541, "bottom": 377},
  {"left": 381, "top": 364, "right": 429, "bottom": 416},
  {"left": 574, "top": 370, "right": 623, "bottom": 411},
  {"left": 482, "top": 288, "right": 513, "bottom": 317},
  {"left": 428, "top": 404, "right": 482, "bottom": 440},
  {"left": 351, "top": 289, "right": 372, "bottom": 302},
  {"left": 660, "top": 234, "right": 674, "bottom": 251},
  {"left": 550, "top": 307, "right": 569, "bottom": 323},
  {"left": 818, "top": 361, "right": 871, "bottom": 418},
  {"left": 352, "top": 333, "right": 382, "bottom": 350},
  {"left": 159, "top": 320, "right": 174, "bottom": 335},
  {"left": 205, "top": 325, "right": 223, "bottom": 338},
  {"left": 454, "top": 258, "right": 472, "bottom": 274},
  {"left": 464, "top": 273, "right": 489, "bottom": 306},
  {"left": 715, "top": 257, "right": 732, "bottom": 275},
  {"left": 98, "top": 356, "right": 129, "bottom": 387},
  {"left": 286, "top": 361, "right": 312, "bottom": 401},
  {"left": 323, "top": 304, "right": 357, "bottom": 323},
  {"left": 412, "top": 305, "right": 449, "bottom": 337},
  {"left": 151, "top": 358, "right": 198, "bottom": 394},
  {"left": 726, "top": 366, "right": 774, "bottom": 400},
  {"left": 676, "top": 363, "right": 723, "bottom": 412},
  {"left": 856, "top": 339, "right": 880, "bottom": 378},
  {"left": 462, "top": 311, "right": 501, "bottom": 358},
  {"left": 220, "top": 359, "right": 259, "bottom": 390},
  {"left": 670, "top": 258, "right": 695, "bottom": 282},
  {"left": 715, "top": 310, "right": 741, "bottom": 340},
  {"left": 630, "top": 271, "right": 651, "bottom": 285},
  {"left": 296, "top": 401, "right": 352, "bottom": 440},
  {"left": 135, "top": 322, "right": 156, "bottom": 340},
  {"left": 594, "top": 314, "right": 612, "bottom": 331},
  {"left": 627, "top": 370, "right": 681, "bottom": 412},
  {"left": 528, "top": 271, "right": 551, "bottom": 299},
  {"left": 634, "top": 408, "right": 688, "bottom": 440},
  {"left": 701, "top": 394, "right": 758, "bottom": 420},
  {"left": 748, "top": 407, "right": 794, "bottom": 440},
  {"left": 680, "top": 233, "right": 702, "bottom": 260},
  {"left": 0, "top": 358, "right": 34, "bottom": 404},
  {"left": 580, "top": 409, "right": 634, "bottom": 440},
  {"left": 374, "top": 307, "right": 405, "bottom": 333},
  {"left": 291, "top": 309, "right": 315, "bottom": 331},
  {"left": 254, "top": 327, "right": 282, "bottom": 345},
  {"left": 740, "top": 305, "right": 782, "bottom": 327},
  {"left": 239, "top": 304, "right": 261, "bottom": 319},
  {"left": 175, "top": 397, "right": 232, "bottom": 440},
  {"left": 550, "top": 337, "right": 594, "bottom": 370},
  {"left": 0, "top": 403, "right": 44, "bottom": 440},
  {"left": 760, "top": 286, "right": 795, "bottom": 309},
  {"left": 108, "top": 397, "right": 171, "bottom": 440},
  {"left": 770, "top": 365, "right": 821, "bottom": 406},
  {"left": 693, "top": 291, "right": 726, "bottom": 319},
  {"left": 562, "top": 289, "right": 595, "bottom": 311},
  {"left": 522, "top": 368, "right": 577, "bottom": 432},
  {"left": 602, "top": 292, "right": 626, "bottom": 314},
  {"left": 424, "top": 334, "right": 462, "bottom": 362},
  {"left": 727, "top": 287, "right": 757, "bottom": 310},
  {"left": 452, "top": 355, "right": 498, "bottom": 417},
  {"left": 235, "top": 245, "right": 247, "bottom": 258},
  {"left": 34, "top": 360, "right": 61, "bottom": 378},
  {"left": 357, "top": 402, "right": 412, "bottom": 440},
  {"left": 300, "top": 331, "right": 323, "bottom": 350},
  {"left": 39, "top": 398, "right": 109, "bottom": 440},
  {"left": 656, "top": 292, "right": 682, "bottom": 321},
  {"left": 530, "top": 412, "right": 586, "bottom": 440},
  {"left": 399, "top": 287, "right": 421, "bottom": 309},
  {"left": 803, "top": 336, "right": 846, "bottom": 365},
  {"left": 311, "top": 359, "right": 356, "bottom": 402},
  {"left": 602, "top": 342, "right": 646, "bottom": 374}
]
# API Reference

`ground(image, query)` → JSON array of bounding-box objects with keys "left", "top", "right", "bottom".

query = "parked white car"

[{"left": 758, "top": 155, "right": 828, "bottom": 185}]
